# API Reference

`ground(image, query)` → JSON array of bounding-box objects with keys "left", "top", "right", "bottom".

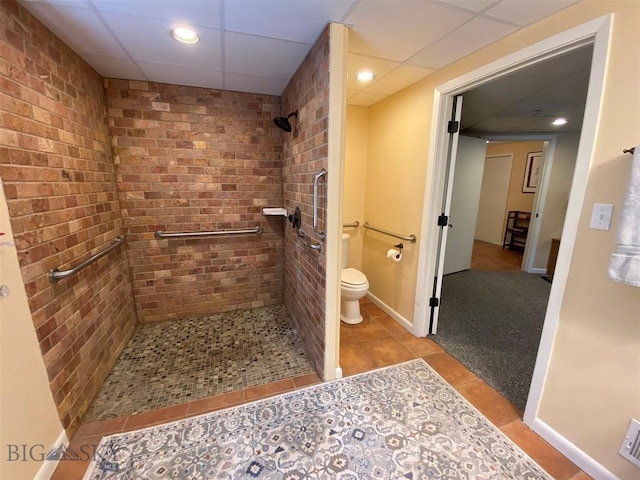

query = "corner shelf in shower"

[{"left": 262, "top": 207, "right": 288, "bottom": 217}]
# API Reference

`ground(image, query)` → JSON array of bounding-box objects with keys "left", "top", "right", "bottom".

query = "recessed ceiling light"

[
  {"left": 552, "top": 117, "right": 568, "bottom": 126},
  {"left": 170, "top": 27, "right": 199, "bottom": 44},
  {"left": 356, "top": 70, "right": 374, "bottom": 82}
]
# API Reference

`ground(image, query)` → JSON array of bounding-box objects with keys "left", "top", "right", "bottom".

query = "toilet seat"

[{"left": 341, "top": 268, "right": 367, "bottom": 286}]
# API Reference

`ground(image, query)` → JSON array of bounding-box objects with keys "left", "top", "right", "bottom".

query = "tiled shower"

[{"left": 0, "top": 1, "right": 329, "bottom": 435}]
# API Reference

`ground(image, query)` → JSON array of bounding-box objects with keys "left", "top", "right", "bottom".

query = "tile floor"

[
  {"left": 52, "top": 299, "right": 591, "bottom": 479},
  {"left": 84, "top": 305, "right": 315, "bottom": 421}
]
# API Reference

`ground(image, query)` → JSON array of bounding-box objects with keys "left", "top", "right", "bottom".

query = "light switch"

[{"left": 590, "top": 203, "right": 614, "bottom": 230}]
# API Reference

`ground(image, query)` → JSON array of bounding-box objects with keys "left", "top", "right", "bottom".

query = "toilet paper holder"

[{"left": 394, "top": 242, "right": 404, "bottom": 250}]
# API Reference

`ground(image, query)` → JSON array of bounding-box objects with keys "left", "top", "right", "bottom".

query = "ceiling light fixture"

[
  {"left": 356, "top": 70, "right": 374, "bottom": 82},
  {"left": 552, "top": 117, "right": 568, "bottom": 126},
  {"left": 170, "top": 27, "right": 199, "bottom": 44}
]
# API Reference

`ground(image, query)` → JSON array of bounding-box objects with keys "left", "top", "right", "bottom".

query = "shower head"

[{"left": 273, "top": 111, "right": 298, "bottom": 132}]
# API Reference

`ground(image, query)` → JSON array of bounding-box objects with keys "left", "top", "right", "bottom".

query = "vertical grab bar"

[{"left": 313, "top": 169, "right": 327, "bottom": 240}]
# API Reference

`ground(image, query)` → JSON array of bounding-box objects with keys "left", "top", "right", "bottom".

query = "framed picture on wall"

[{"left": 523, "top": 151, "right": 543, "bottom": 193}]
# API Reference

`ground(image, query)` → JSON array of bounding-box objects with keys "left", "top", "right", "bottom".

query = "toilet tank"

[{"left": 341, "top": 233, "right": 350, "bottom": 269}]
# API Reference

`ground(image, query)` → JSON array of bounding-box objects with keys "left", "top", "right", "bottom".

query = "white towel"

[{"left": 609, "top": 145, "right": 640, "bottom": 287}]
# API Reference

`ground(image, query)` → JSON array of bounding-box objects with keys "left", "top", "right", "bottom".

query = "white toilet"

[{"left": 340, "top": 233, "right": 369, "bottom": 324}]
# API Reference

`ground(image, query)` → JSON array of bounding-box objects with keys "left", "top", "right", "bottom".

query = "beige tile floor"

[{"left": 52, "top": 299, "right": 591, "bottom": 480}]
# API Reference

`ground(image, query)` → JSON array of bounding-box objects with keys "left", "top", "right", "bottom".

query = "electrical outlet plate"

[{"left": 619, "top": 418, "right": 640, "bottom": 468}]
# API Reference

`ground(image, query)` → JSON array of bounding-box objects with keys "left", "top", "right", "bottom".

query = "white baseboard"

[
  {"left": 34, "top": 429, "right": 69, "bottom": 480},
  {"left": 531, "top": 417, "right": 619, "bottom": 480},
  {"left": 528, "top": 267, "right": 547, "bottom": 275},
  {"left": 334, "top": 366, "right": 343, "bottom": 379},
  {"left": 366, "top": 293, "right": 413, "bottom": 333}
]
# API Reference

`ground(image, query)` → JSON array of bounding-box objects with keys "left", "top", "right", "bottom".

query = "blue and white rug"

[{"left": 83, "top": 359, "right": 551, "bottom": 479}]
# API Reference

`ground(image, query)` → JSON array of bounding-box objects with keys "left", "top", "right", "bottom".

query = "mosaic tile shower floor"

[{"left": 84, "top": 305, "right": 315, "bottom": 422}]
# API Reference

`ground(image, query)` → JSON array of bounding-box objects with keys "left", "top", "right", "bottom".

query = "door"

[
  {"left": 429, "top": 95, "right": 462, "bottom": 334},
  {"left": 475, "top": 153, "right": 513, "bottom": 245},
  {"left": 443, "top": 135, "right": 487, "bottom": 275}
]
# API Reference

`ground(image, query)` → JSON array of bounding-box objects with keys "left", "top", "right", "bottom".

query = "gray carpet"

[{"left": 434, "top": 270, "right": 551, "bottom": 411}]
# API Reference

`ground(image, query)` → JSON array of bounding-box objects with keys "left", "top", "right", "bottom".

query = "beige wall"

[
  {"left": 361, "top": 85, "right": 429, "bottom": 320},
  {"left": 0, "top": 180, "right": 63, "bottom": 480},
  {"left": 343, "top": 106, "right": 369, "bottom": 269},
  {"left": 360, "top": 1, "right": 639, "bottom": 476}
]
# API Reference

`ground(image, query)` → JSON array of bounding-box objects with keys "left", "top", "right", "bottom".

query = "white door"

[
  {"left": 474, "top": 153, "right": 513, "bottom": 245},
  {"left": 443, "top": 136, "right": 487, "bottom": 275},
  {"left": 429, "top": 95, "right": 463, "bottom": 334}
]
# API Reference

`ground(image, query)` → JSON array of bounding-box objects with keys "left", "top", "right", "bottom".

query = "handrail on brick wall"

[
  {"left": 49, "top": 236, "right": 124, "bottom": 283},
  {"left": 154, "top": 226, "right": 263, "bottom": 239}
]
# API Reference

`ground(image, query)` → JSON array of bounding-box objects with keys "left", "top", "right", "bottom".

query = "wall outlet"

[{"left": 589, "top": 203, "right": 614, "bottom": 230}]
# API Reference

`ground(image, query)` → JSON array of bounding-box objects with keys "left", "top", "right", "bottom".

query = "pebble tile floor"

[{"left": 84, "top": 305, "right": 315, "bottom": 422}]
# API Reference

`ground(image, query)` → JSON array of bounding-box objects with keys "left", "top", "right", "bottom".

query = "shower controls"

[{"left": 288, "top": 207, "right": 301, "bottom": 230}]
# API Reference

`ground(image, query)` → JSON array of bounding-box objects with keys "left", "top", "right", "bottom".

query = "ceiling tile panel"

[
  {"left": 19, "top": 3, "right": 129, "bottom": 57},
  {"left": 484, "top": 0, "right": 579, "bottom": 27},
  {"left": 439, "top": 0, "right": 501, "bottom": 12},
  {"left": 224, "top": 32, "right": 310, "bottom": 79},
  {"left": 137, "top": 61, "right": 223, "bottom": 89},
  {"left": 81, "top": 54, "right": 146, "bottom": 80},
  {"left": 225, "top": 0, "right": 354, "bottom": 43},
  {"left": 367, "top": 65, "right": 435, "bottom": 95},
  {"left": 224, "top": 72, "right": 289, "bottom": 96},
  {"left": 347, "top": 53, "right": 399, "bottom": 91},
  {"left": 91, "top": 0, "right": 221, "bottom": 28},
  {"left": 99, "top": 11, "right": 222, "bottom": 69},
  {"left": 345, "top": 0, "right": 474, "bottom": 61},
  {"left": 407, "top": 16, "right": 517, "bottom": 69},
  {"left": 348, "top": 90, "right": 389, "bottom": 108}
]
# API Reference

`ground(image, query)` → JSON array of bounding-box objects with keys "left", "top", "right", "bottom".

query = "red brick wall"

[
  {"left": 0, "top": 1, "right": 136, "bottom": 432},
  {"left": 105, "top": 80, "right": 284, "bottom": 323},
  {"left": 281, "top": 27, "right": 330, "bottom": 376}
]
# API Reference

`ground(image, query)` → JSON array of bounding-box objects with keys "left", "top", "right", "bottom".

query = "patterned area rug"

[{"left": 84, "top": 359, "right": 551, "bottom": 479}]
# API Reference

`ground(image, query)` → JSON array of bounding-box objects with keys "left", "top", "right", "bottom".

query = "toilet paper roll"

[{"left": 386, "top": 248, "right": 403, "bottom": 262}]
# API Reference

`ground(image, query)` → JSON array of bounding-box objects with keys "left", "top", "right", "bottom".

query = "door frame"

[
  {"left": 481, "top": 135, "right": 559, "bottom": 274},
  {"left": 413, "top": 15, "right": 612, "bottom": 427}
]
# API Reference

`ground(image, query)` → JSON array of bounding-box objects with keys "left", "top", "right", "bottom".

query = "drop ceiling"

[
  {"left": 461, "top": 45, "right": 593, "bottom": 135},
  {"left": 20, "top": 0, "right": 581, "bottom": 108}
]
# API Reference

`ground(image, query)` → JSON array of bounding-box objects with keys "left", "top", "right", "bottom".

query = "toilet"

[{"left": 340, "top": 233, "right": 369, "bottom": 324}]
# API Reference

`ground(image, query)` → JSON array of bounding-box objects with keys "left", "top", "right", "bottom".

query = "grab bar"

[
  {"left": 155, "top": 226, "right": 262, "bottom": 239},
  {"left": 313, "top": 169, "right": 326, "bottom": 240},
  {"left": 49, "top": 236, "right": 124, "bottom": 283},
  {"left": 297, "top": 231, "right": 321, "bottom": 252},
  {"left": 343, "top": 221, "right": 360, "bottom": 228},
  {"left": 363, "top": 222, "right": 417, "bottom": 243}
]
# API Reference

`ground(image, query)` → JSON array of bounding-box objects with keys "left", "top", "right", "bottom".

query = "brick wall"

[
  {"left": 0, "top": 1, "right": 136, "bottom": 432},
  {"left": 105, "top": 80, "right": 284, "bottom": 323},
  {"left": 281, "top": 27, "right": 330, "bottom": 376}
]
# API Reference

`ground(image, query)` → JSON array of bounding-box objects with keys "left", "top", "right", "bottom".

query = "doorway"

[{"left": 414, "top": 16, "right": 611, "bottom": 426}]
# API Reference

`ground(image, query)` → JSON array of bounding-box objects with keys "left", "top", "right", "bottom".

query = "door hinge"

[
  {"left": 437, "top": 214, "right": 448, "bottom": 227},
  {"left": 429, "top": 297, "right": 439, "bottom": 307},
  {"left": 447, "top": 120, "right": 459, "bottom": 134}
]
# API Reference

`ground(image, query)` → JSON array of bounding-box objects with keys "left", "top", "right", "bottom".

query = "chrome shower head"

[{"left": 273, "top": 111, "right": 298, "bottom": 132}]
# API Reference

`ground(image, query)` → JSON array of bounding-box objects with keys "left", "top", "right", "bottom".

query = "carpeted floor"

[
  {"left": 81, "top": 359, "right": 552, "bottom": 479},
  {"left": 434, "top": 270, "right": 551, "bottom": 411}
]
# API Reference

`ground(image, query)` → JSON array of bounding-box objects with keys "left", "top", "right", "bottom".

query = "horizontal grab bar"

[
  {"left": 155, "top": 226, "right": 263, "bottom": 239},
  {"left": 49, "top": 236, "right": 124, "bottom": 283},
  {"left": 343, "top": 221, "right": 360, "bottom": 228},
  {"left": 297, "top": 231, "right": 321, "bottom": 252},
  {"left": 363, "top": 222, "right": 417, "bottom": 243}
]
